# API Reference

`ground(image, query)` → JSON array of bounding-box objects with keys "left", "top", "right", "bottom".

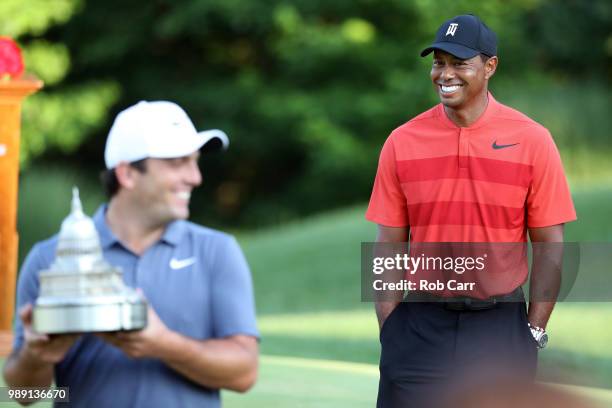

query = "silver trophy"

[{"left": 32, "top": 188, "right": 147, "bottom": 334}]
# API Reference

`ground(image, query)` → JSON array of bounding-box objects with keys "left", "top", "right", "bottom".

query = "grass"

[
  {"left": 237, "top": 205, "right": 375, "bottom": 314},
  {"left": 225, "top": 356, "right": 612, "bottom": 407},
  {"left": 224, "top": 356, "right": 379, "bottom": 407},
  {"left": 1, "top": 356, "right": 609, "bottom": 407}
]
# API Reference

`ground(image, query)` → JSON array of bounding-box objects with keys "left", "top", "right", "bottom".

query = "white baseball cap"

[{"left": 104, "top": 100, "right": 229, "bottom": 169}]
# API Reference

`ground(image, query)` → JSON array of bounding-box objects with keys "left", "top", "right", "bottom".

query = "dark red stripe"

[
  {"left": 408, "top": 201, "right": 525, "bottom": 229},
  {"left": 396, "top": 156, "right": 532, "bottom": 188}
]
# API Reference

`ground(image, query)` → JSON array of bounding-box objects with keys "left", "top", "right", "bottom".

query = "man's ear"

[
  {"left": 484, "top": 56, "right": 498, "bottom": 80},
  {"left": 114, "top": 162, "right": 138, "bottom": 190}
]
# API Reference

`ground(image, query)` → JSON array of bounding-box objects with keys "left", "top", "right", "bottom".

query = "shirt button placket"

[
  {"left": 123, "top": 254, "right": 138, "bottom": 288},
  {"left": 458, "top": 128, "right": 469, "bottom": 169},
  {"left": 135, "top": 256, "right": 146, "bottom": 289}
]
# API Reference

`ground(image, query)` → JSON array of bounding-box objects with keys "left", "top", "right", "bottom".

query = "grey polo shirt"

[{"left": 13, "top": 205, "right": 259, "bottom": 407}]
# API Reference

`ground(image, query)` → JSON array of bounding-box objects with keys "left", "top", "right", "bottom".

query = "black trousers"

[{"left": 377, "top": 301, "right": 538, "bottom": 408}]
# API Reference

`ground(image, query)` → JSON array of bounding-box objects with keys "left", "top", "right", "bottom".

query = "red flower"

[{"left": 0, "top": 37, "right": 24, "bottom": 79}]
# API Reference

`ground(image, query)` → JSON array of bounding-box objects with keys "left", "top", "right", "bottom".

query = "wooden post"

[{"left": 0, "top": 76, "right": 43, "bottom": 356}]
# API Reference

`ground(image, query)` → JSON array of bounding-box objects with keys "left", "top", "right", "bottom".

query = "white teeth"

[
  {"left": 177, "top": 191, "right": 191, "bottom": 200},
  {"left": 441, "top": 85, "right": 460, "bottom": 93}
]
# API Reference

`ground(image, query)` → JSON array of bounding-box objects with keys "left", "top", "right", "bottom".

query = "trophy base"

[{"left": 32, "top": 297, "right": 147, "bottom": 334}]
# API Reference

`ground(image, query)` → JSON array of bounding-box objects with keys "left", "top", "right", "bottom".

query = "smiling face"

[
  {"left": 130, "top": 151, "right": 202, "bottom": 224},
  {"left": 430, "top": 50, "right": 497, "bottom": 110}
]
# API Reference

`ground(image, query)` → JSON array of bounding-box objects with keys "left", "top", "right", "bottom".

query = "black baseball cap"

[{"left": 420, "top": 14, "right": 497, "bottom": 59}]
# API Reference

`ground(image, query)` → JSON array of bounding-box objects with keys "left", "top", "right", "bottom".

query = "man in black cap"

[{"left": 366, "top": 14, "right": 576, "bottom": 408}]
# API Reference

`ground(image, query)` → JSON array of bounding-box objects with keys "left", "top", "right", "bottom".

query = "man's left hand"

[{"left": 97, "top": 306, "right": 172, "bottom": 359}]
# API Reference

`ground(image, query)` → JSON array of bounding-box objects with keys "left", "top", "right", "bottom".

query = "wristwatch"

[{"left": 528, "top": 323, "right": 548, "bottom": 349}]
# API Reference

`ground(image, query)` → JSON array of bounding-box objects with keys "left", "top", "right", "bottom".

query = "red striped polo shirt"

[{"left": 366, "top": 93, "right": 577, "bottom": 296}]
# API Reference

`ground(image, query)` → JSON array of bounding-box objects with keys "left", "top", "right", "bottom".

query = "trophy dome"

[
  {"left": 34, "top": 187, "right": 148, "bottom": 333},
  {"left": 51, "top": 187, "right": 106, "bottom": 272}
]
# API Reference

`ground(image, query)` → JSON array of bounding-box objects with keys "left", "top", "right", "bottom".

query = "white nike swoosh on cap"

[{"left": 169, "top": 257, "right": 197, "bottom": 270}]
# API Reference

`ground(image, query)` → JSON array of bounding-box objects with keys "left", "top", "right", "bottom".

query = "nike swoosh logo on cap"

[
  {"left": 492, "top": 141, "right": 520, "bottom": 150},
  {"left": 169, "top": 257, "right": 197, "bottom": 270}
]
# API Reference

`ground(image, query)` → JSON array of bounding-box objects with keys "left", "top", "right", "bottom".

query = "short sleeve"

[
  {"left": 210, "top": 236, "right": 259, "bottom": 339},
  {"left": 527, "top": 131, "right": 577, "bottom": 228},
  {"left": 365, "top": 137, "right": 409, "bottom": 227},
  {"left": 12, "top": 244, "right": 45, "bottom": 351}
]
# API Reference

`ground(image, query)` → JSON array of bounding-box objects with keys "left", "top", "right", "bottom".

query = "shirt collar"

[
  {"left": 93, "top": 205, "right": 119, "bottom": 249},
  {"left": 93, "top": 204, "right": 186, "bottom": 249},
  {"left": 160, "top": 219, "right": 186, "bottom": 246},
  {"left": 436, "top": 91, "right": 500, "bottom": 130}
]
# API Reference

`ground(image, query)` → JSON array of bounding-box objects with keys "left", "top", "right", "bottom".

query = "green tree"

[
  {"left": 0, "top": 0, "right": 119, "bottom": 165},
  {"left": 12, "top": 0, "right": 612, "bottom": 226}
]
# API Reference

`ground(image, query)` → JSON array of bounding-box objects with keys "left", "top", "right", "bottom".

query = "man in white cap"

[{"left": 4, "top": 101, "right": 259, "bottom": 407}]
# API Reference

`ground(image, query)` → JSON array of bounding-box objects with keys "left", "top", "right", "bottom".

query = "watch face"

[{"left": 538, "top": 333, "right": 549, "bottom": 349}]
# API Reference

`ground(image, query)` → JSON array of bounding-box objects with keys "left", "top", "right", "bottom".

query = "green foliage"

[
  {"left": 21, "top": 41, "right": 70, "bottom": 85},
  {"left": 20, "top": 82, "right": 120, "bottom": 164},
  {"left": 8, "top": 0, "right": 612, "bottom": 225},
  {"left": 0, "top": 0, "right": 80, "bottom": 37},
  {"left": 0, "top": 0, "right": 120, "bottom": 166}
]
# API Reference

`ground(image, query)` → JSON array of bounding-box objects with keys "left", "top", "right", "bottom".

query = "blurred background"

[{"left": 2, "top": 0, "right": 611, "bottom": 406}]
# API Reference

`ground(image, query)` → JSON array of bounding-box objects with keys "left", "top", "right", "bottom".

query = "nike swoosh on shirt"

[
  {"left": 169, "top": 257, "right": 197, "bottom": 270},
  {"left": 492, "top": 140, "right": 520, "bottom": 150}
]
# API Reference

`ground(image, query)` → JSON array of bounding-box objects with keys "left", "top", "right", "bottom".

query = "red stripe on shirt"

[
  {"left": 409, "top": 225, "right": 527, "bottom": 242},
  {"left": 400, "top": 179, "right": 528, "bottom": 208},
  {"left": 407, "top": 201, "right": 525, "bottom": 229},
  {"left": 396, "top": 156, "right": 533, "bottom": 188}
]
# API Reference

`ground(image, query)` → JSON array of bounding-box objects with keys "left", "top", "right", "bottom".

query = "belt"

[{"left": 408, "top": 287, "right": 524, "bottom": 311}]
